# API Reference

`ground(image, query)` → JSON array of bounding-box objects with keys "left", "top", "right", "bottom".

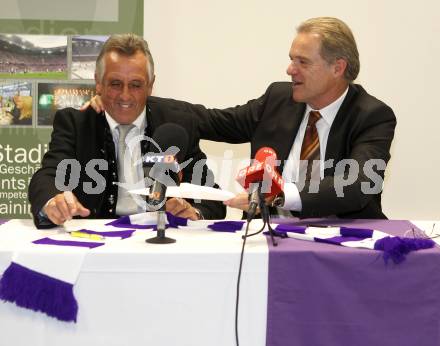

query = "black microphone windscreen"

[{"left": 150, "top": 123, "right": 189, "bottom": 163}]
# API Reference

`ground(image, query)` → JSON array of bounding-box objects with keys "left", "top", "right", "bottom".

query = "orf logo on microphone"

[{"left": 263, "top": 162, "right": 284, "bottom": 193}]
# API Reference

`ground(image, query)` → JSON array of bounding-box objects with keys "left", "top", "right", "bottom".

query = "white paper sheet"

[{"left": 129, "top": 183, "right": 235, "bottom": 201}]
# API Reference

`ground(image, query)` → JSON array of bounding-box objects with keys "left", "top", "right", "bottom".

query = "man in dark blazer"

[
  {"left": 185, "top": 17, "right": 396, "bottom": 219},
  {"left": 179, "top": 81, "right": 395, "bottom": 219},
  {"left": 87, "top": 17, "right": 396, "bottom": 219},
  {"left": 28, "top": 34, "right": 225, "bottom": 228}
]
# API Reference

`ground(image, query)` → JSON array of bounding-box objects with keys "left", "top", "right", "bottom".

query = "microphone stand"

[
  {"left": 243, "top": 185, "right": 278, "bottom": 246},
  {"left": 145, "top": 193, "right": 176, "bottom": 244}
]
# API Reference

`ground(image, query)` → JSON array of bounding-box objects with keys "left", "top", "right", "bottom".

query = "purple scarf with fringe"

[
  {"left": 269, "top": 223, "right": 434, "bottom": 264},
  {"left": 266, "top": 218, "right": 439, "bottom": 346},
  {"left": 0, "top": 237, "right": 105, "bottom": 323}
]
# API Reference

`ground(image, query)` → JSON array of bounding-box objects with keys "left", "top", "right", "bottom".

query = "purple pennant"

[
  {"left": 77, "top": 229, "right": 135, "bottom": 240},
  {"left": 32, "top": 237, "right": 104, "bottom": 249},
  {"left": 208, "top": 221, "right": 245, "bottom": 232},
  {"left": 0, "top": 262, "right": 78, "bottom": 322}
]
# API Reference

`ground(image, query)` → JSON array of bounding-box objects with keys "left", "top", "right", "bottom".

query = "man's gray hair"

[
  {"left": 297, "top": 17, "right": 360, "bottom": 82},
  {"left": 95, "top": 33, "right": 155, "bottom": 84}
]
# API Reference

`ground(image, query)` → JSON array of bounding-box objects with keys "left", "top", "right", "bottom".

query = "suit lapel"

[
  {"left": 141, "top": 105, "right": 155, "bottom": 155},
  {"left": 250, "top": 95, "right": 305, "bottom": 173},
  {"left": 95, "top": 111, "right": 113, "bottom": 160},
  {"left": 277, "top": 102, "right": 306, "bottom": 161},
  {"left": 325, "top": 84, "right": 358, "bottom": 161},
  {"left": 272, "top": 101, "right": 305, "bottom": 173}
]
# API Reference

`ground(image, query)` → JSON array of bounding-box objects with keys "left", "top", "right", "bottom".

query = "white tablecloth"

[{"left": 0, "top": 219, "right": 269, "bottom": 346}]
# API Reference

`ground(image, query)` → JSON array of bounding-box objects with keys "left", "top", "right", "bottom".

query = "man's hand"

[
  {"left": 223, "top": 192, "right": 276, "bottom": 212},
  {"left": 223, "top": 192, "right": 250, "bottom": 211},
  {"left": 43, "top": 191, "right": 90, "bottom": 225},
  {"left": 166, "top": 197, "right": 201, "bottom": 220},
  {"left": 80, "top": 95, "right": 105, "bottom": 113}
]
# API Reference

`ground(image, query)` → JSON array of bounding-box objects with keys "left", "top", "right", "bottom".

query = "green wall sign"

[{"left": 0, "top": 0, "right": 143, "bottom": 219}]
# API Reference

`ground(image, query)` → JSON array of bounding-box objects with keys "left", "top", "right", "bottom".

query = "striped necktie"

[
  {"left": 299, "top": 111, "right": 321, "bottom": 184},
  {"left": 273, "top": 111, "right": 322, "bottom": 217}
]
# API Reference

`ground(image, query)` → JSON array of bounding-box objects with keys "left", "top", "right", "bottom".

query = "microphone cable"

[
  {"left": 234, "top": 187, "right": 281, "bottom": 345},
  {"left": 234, "top": 200, "right": 268, "bottom": 346},
  {"left": 234, "top": 218, "right": 251, "bottom": 346}
]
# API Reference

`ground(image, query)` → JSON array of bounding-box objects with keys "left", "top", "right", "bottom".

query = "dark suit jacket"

[
  {"left": 29, "top": 98, "right": 226, "bottom": 228},
  {"left": 153, "top": 82, "right": 396, "bottom": 219}
]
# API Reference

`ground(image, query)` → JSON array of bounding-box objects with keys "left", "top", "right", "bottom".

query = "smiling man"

[
  {"left": 28, "top": 34, "right": 225, "bottom": 228},
  {"left": 96, "top": 50, "right": 153, "bottom": 125},
  {"left": 199, "top": 17, "right": 396, "bottom": 218},
  {"left": 87, "top": 18, "right": 397, "bottom": 219}
]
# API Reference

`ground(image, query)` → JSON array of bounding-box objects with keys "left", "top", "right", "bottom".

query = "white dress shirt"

[{"left": 281, "top": 87, "right": 349, "bottom": 212}]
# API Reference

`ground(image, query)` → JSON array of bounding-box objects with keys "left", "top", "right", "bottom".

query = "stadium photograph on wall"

[
  {"left": 0, "top": 34, "right": 67, "bottom": 79},
  {"left": 37, "top": 82, "right": 95, "bottom": 126},
  {"left": 0, "top": 81, "right": 33, "bottom": 126},
  {"left": 71, "top": 35, "right": 108, "bottom": 79}
]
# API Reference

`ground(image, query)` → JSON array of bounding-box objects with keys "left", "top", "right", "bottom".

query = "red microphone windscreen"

[
  {"left": 236, "top": 147, "right": 283, "bottom": 197},
  {"left": 255, "top": 147, "right": 277, "bottom": 163}
]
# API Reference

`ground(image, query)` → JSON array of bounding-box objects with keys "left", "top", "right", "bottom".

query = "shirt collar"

[
  {"left": 305, "top": 86, "right": 349, "bottom": 125},
  {"left": 105, "top": 107, "right": 147, "bottom": 132}
]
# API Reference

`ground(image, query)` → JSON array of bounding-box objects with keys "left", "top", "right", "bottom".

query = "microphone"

[
  {"left": 142, "top": 123, "right": 188, "bottom": 244},
  {"left": 142, "top": 123, "right": 189, "bottom": 210},
  {"left": 236, "top": 147, "right": 284, "bottom": 221}
]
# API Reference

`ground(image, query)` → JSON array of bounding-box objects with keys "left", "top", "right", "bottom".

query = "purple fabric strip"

[
  {"left": 166, "top": 213, "right": 188, "bottom": 227},
  {"left": 33, "top": 237, "right": 104, "bottom": 249},
  {"left": 78, "top": 229, "right": 136, "bottom": 239},
  {"left": 340, "top": 226, "right": 374, "bottom": 238},
  {"left": 106, "top": 216, "right": 155, "bottom": 229},
  {"left": 0, "top": 219, "right": 9, "bottom": 226},
  {"left": 266, "top": 219, "right": 440, "bottom": 346},
  {"left": 275, "top": 224, "right": 307, "bottom": 233},
  {"left": 207, "top": 221, "right": 245, "bottom": 232},
  {"left": 0, "top": 262, "right": 78, "bottom": 322}
]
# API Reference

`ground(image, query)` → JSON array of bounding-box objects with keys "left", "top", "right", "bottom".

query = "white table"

[{"left": 0, "top": 219, "right": 269, "bottom": 346}]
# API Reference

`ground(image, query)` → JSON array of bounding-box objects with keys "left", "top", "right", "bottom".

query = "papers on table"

[{"left": 129, "top": 183, "right": 235, "bottom": 201}]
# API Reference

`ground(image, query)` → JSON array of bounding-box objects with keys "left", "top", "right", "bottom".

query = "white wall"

[{"left": 145, "top": 0, "right": 440, "bottom": 220}]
